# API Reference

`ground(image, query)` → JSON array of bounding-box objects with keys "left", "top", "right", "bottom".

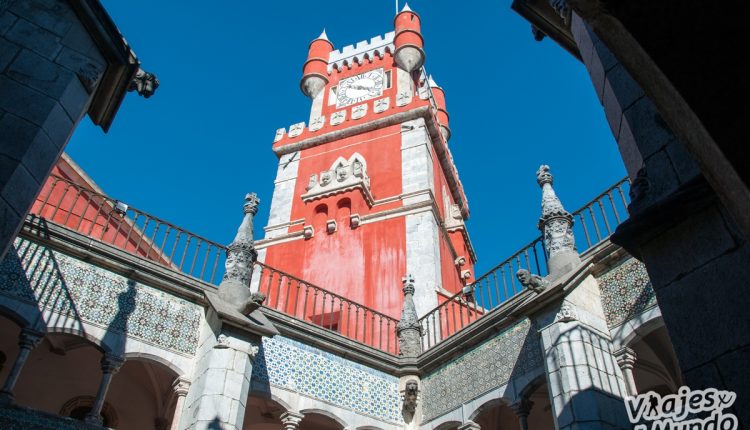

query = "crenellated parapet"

[{"left": 328, "top": 32, "right": 395, "bottom": 73}]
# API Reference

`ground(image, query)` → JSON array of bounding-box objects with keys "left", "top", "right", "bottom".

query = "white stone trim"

[{"left": 266, "top": 151, "right": 300, "bottom": 239}]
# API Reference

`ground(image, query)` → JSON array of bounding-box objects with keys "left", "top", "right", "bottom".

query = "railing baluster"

[
  {"left": 607, "top": 191, "right": 621, "bottom": 224},
  {"left": 598, "top": 200, "right": 612, "bottom": 234},
  {"left": 588, "top": 206, "right": 601, "bottom": 241},
  {"left": 578, "top": 213, "right": 591, "bottom": 247}
]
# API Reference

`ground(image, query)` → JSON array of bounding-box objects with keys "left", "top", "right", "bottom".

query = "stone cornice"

[
  {"left": 272, "top": 105, "right": 469, "bottom": 219},
  {"left": 68, "top": 0, "right": 141, "bottom": 131},
  {"left": 19, "top": 216, "right": 209, "bottom": 305},
  {"left": 417, "top": 239, "right": 623, "bottom": 373}
]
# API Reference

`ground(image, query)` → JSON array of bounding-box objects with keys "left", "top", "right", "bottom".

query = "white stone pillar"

[
  {"left": 458, "top": 420, "right": 481, "bottom": 430},
  {"left": 510, "top": 398, "right": 533, "bottom": 430},
  {"left": 537, "top": 276, "right": 631, "bottom": 430},
  {"left": 0, "top": 328, "right": 43, "bottom": 405},
  {"left": 169, "top": 377, "right": 191, "bottom": 430},
  {"left": 85, "top": 354, "right": 125, "bottom": 425},
  {"left": 280, "top": 411, "right": 304, "bottom": 430},
  {"left": 179, "top": 330, "right": 261, "bottom": 430},
  {"left": 614, "top": 347, "right": 638, "bottom": 396}
]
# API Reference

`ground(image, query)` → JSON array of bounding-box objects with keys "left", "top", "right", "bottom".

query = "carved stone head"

[
  {"left": 352, "top": 159, "right": 364, "bottom": 177},
  {"left": 335, "top": 163, "right": 349, "bottom": 182},
  {"left": 320, "top": 171, "right": 332, "bottom": 186},
  {"left": 516, "top": 269, "right": 531, "bottom": 286}
]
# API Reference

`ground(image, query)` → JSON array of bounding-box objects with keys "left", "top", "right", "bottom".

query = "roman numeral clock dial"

[{"left": 336, "top": 68, "right": 385, "bottom": 108}]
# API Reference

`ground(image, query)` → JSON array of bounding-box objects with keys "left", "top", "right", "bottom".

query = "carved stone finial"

[
  {"left": 536, "top": 165, "right": 579, "bottom": 276},
  {"left": 219, "top": 193, "right": 262, "bottom": 315},
  {"left": 536, "top": 164, "right": 554, "bottom": 187},
  {"left": 243, "top": 193, "right": 260, "bottom": 216},
  {"left": 128, "top": 68, "right": 159, "bottom": 98},
  {"left": 397, "top": 274, "right": 422, "bottom": 358},
  {"left": 516, "top": 269, "right": 548, "bottom": 293}
]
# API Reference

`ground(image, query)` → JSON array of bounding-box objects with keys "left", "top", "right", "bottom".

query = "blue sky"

[{"left": 66, "top": 1, "right": 626, "bottom": 276}]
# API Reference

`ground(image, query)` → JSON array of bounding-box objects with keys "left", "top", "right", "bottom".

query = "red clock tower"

[{"left": 255, "top": 4, "right": 475, "bottom": 324}]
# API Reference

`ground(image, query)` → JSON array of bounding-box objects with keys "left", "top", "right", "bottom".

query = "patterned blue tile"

[
  {"left": 0, "top": 238, "right": 202, "bottom": 355},
  {"left": 252, "top": 336, "right": 403, "bottom": 424},
  {"left": 597, "top": 258, "right": 657, "bottom": 328},
  {"left": 420, "top": 319, "right": 541, "bottom": 422}
]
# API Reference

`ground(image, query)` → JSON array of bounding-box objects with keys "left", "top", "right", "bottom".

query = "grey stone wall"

[
  {"left": 571, "top": 12, "right": 750, "bottom": 425},
  {"left": 570, "top": 13, "right": 700, "bottom": 202},
  {"left": 0, "top": 0, "right": 105, "bottom": 261}
]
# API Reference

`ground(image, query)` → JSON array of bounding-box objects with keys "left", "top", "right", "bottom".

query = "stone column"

[
  {"left": 280, "top": 411, "right": 304, "bottom": 430},
  {"left": 458, "top": 421, "right": 481, "bottom": 430},
  {"left": 0, "top": 328, "right": 43, "bottom": 405},
  {"left": 85, "top": 354, "right": 125, "bottom": 424},
  {"left": 510, "top": 398, "right": 533, "bottom": 430},
  {"left": 613, "top": 347, "right": 638, "bottom": 396},
  {"left": 179, "top": 329, "right": 261, "bottom": 430},
  {"left": 537, "top": 275, "right": 631, "bottom": 430},
  {"left": 169, "top": 377, "right": 191, "bottom": 430}
]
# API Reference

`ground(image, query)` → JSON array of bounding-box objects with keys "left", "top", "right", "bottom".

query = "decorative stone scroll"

[
  {"left": 330, "top": 110, "right": 346, "bottom": 125},
  {"left": 309, "top": 116, "right": 325, "bottom": 132},
  {"left": 301, "top": 153, "right": 374, "bottom": 205},
  {"left": 288, "top": 122, "right": 305, "bottom": 138},
  {"left": 274, "top": 128, "right": 286, "bottom": 142},
  {"left": 396, "top": 90, "right": 412, "bottom": 106},
  {"left": 352, "top": 104, "right": 368, "bottom": 119},
  {"left": 374, "top": 97, "right": 390, "bottom": 113}
]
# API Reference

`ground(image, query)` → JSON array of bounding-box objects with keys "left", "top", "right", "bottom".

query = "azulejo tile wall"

[
  {"left": 0, "top": 238, "right": 202, "bottom": 355},
  {"left": 420, "top": 318, "right": 542, "bottom": 422},
  {"left": 252, "top": 335, "right": 403, "bottom": 424},
  {"left": 597, "top": 258, "right": 657, "bottom": 328}
]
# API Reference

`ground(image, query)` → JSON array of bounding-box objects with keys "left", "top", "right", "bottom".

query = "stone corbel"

[
  {"left": 350, "top": 213, "right": 361, "bottom": 228},
  {"left": 401, "top": 379, "right": 420, "bottom": 423},
  {"left": 455, "top": 256, "right": 466, "bottom": 267},
  {"left": 461, "top": 270, "right": 472, "bottom": 281},
  {"left": 326, "top": 219, "right": 337, "bottom": 234},
  {"left": 214, "top": 334, "right": 260, "bottom": 359},
  {"left": 555, "top": 302, "right": 578, "bottom": 323},
  {"left": 303, "top": 225, "right": 314, "bottom": 239}
]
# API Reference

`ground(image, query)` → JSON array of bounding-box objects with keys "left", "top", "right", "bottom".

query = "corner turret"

[
  {"left": 301, "top": 29, "right": 333, "bottom": 99},
  {"left": 393, "top": 3, "right": 425, "bottom": 72},
  {"left": 428, "top": 75, "right": 450, "bottom": 141}
]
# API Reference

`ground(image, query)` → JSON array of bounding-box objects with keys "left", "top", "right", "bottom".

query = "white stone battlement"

[{"left": 328, "top": 31, "right": 395, "bottom": 72}]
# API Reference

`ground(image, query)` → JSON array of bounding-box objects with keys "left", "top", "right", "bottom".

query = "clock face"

[{"left": 336, "top": 68, "right": 385, "bottom": 108}]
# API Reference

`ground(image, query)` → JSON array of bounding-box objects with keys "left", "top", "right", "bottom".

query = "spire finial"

[
  {"left": 401, "top": 2, "right": 412, "bottom": 12},
  {"left": 536, "top": 165, "right": 580, "bottom": 277},
  {"left": 243, "top": 192, "right": 259, "bottom": 216},
  {"left": 397, "top": 274, "right": 422, "bottom": 357},
  {"left": 428, "top": 74, "right": 439, "bottom": 88},
  {"left": 317, "top": 28, "right": 329, "bottom": 41},
  {"left": 218, "top": 193, "right": 264, "bottom": 315}
]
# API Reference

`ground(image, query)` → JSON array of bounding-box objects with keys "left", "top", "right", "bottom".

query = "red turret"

[
  {"left": 301, "top": 29, "right": 333, "bottom": 99},
  {"left": 393, "top": 3, "right": 425, "bottom": 72},
  {"left": 428, "top": 75, "right": 451, "bottom": 141}
]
